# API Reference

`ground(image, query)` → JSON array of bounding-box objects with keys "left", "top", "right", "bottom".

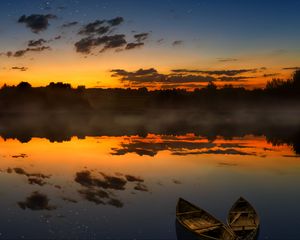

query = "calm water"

[{"left": 0, "top": 133, "right": 300, "bottom": 239}]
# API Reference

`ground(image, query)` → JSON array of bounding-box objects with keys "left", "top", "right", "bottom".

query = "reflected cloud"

[
  {"left": 18, "top": 191, "right": 55, "bottom": 211},
  {"left": 218, "top": 162, "right": 238, "bottom": 167},
  {"left": 282, "top": 155, "right": 300, "bottom": 158},
  {"left": 172, "top": 149, "right": 256, "bottom": 156},
  {"left": 110, "top": 136, "right": 259, "bottom": 157},
  {"left": 62, "top": 197, "right": 78, "bottom": 203},
  {"left": 12, "top": 153, "right": 28, "bottom": 158},
  {"left": 7, "top": 167, "right": 51, "bottom": 186},
  {"left": 75, "top": 171, "right": 127, "bottom": 190},
  {"left": 78, "top": 189, "right": 108, "bottom": 205},
  {"left": 134, "top": 183, "right": 149, "bottom": 192},
  {"left": 173, "top": 179, "right": 182, "bottom": 184},
  {"left": 125, "top": 175, "right": 144, "bottom": 182},
  {"left": 75, "top": 170, "right": 148, "bottom": 207},
  {"left": 111, "top": 138, "right": 216, "bottom": 156},
  {"left": 107, "top": 198, "right": 124, "bottom": 208}
]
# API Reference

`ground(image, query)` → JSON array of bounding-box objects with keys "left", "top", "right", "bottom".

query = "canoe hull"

[
  {"left": 227, "top": 197, "right": 260, "bottom": 240},
  {"left": 176, "top": 198, "right": 237, "bottom": 240}
]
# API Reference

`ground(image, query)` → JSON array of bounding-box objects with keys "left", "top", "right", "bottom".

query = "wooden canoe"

[
  {"left": 176, "top": 198, "right": 237, "bottom": 240},
  {"left": 227, "top": 197, "right": 260, "bottom": 240}
]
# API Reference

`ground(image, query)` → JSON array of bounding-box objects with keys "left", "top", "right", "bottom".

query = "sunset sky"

[{"left": 0, "top": 0, "right": 300, "bottom": 89}]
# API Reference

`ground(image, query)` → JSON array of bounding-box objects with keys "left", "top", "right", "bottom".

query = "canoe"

[
  {"left": 227, "top": 197, "right": 260, "bottom": 240},
  {"left": 176, "top": 198, "right": 237, "bottom": 240}
]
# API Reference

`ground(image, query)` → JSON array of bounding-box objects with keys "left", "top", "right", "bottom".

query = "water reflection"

[
  {"left": 19, "top": 192, "right": 56, "bottom": 211},
  {"left": 0, "top": 112, "right": 299, "bottom": 156},
  {"left": 0, "top": 127, "right": 300, "bottom": 239}
]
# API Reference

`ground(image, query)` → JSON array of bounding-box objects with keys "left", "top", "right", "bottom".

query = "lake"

[{"left": 0, "top": 129, "right": 299, "bottom": 239}]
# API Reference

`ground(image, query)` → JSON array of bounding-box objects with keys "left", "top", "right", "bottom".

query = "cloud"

[
  {"left": 9, "top": 46, "right": 51, "bottom": 57},
  {"left": 75, "top": 34, "right": 127, "bottom": 53},
  {"left": 172, "top": 40, "right": 183, "bottom": 46},
  {"left": 2, "top": 39, "right": 51, "bottom": 57},
  {"left": 124, "top": 33, "right": 149, "bottom": 50},
  {"left": 75, "top": 18, "right": 149, "bottom": 54},
  {"left": 11, "top": 66, "right": 28, "bottom": 72},
  {"left": 111, "top": 68, "right": 217, "bottom": 85},
  {"left": 61, "top": 21, "right": 78, "bottom": 28},
  {"left": 270, "top": 49, "right": 288, "bottom": 56},
  {"left": 172, "top": 69, "right": 257, "bottom": 76},
  {"left": 217, "top": 58, "right": 238, "bottom": 62},
  {"left": 125, "top": 42, "right": 144, "bottom": 50},
  {"left": 263, "top": 73, "right": 280, "bottom": 78},
  {"left": 134, "top": 33, "right": 149, "bottom": 42},
  {"left": 218, "top": 76, "right": 255, "bottom": 82},
  {"left": 28, "top": 38, "right": 47, "bottom": 47},
  {"left": 107, "top": 17, "right": 124, "bottom": 26},
  {"left": 18, "top": 14, "right": 57, "bottom": 33},
  {"left": 79, "top": 20, "right": 109, "bottom": 35},
  {"left": 111, "top": 68, "right": 165, "bottom": 84},
  {"left": 282, "top": 67, "right": 300, "bottom": 70},
  {"left": 165, "top": 75, "right": 216, "bottom": 83},
  {"left": 78, "top": 17, "right": 123, "bottom": 36},
  {"left": 110, "top": 67, "right": 259, "bottom": 88},
  {"left": 12, "top": 153, "right": 28, "bottom": 158}
]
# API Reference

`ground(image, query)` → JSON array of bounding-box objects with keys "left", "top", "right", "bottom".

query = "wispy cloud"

[{"left": 11, "top": 66, "right": 28, "bottom": 71}]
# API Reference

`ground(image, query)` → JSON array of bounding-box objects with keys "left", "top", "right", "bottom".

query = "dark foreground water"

[{"left": 0, "top": 132, "right": 299, "bottom": 240}]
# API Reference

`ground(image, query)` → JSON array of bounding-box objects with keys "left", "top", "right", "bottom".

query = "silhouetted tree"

[
  {"left": 205, "top": 81, "right": 217, "bottom": 91},
  {"left": 17, "top": 82, "right": 32, "bottom": 89},
  {"left": 292, "top": 70, "right": 300, "bottom": 88},
  {"left": 266, "top": 79, "right": 287, "bottom": 90},
  {"left": 47, "top": 82, "right": 71, "bottom": 89}
]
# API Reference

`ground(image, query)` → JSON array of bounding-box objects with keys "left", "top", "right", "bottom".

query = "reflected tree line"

[{"left": 0, "top": 71, "right": 300, "bottom": 153}]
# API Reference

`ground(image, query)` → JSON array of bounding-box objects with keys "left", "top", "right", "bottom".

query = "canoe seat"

[
  {"left": 229, "top": 211, "right": 255, "bottom": 214},
  {"left": 195, "top": 224, "right": 222, "bottom": 234},
  {"left": 176, "top": 210, "right": 202, "bottom": 216},
  {"left": 230, "top": 213, "right": 241, "bottom": 224},
  {"left": 232, "top": 225, "right": 257, "bottom": 231}
]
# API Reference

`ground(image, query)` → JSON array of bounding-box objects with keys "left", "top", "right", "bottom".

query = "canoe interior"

[
  {"left": 177, "top": 198, "right": 236, "bottom": 240},
  {"left": 228, "top": 197, "right": 259, "bottom": 239}
]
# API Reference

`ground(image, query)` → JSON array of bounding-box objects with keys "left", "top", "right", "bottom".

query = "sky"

[{"left": 0, "top": 0, "right": 300, "bottom": 89}]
